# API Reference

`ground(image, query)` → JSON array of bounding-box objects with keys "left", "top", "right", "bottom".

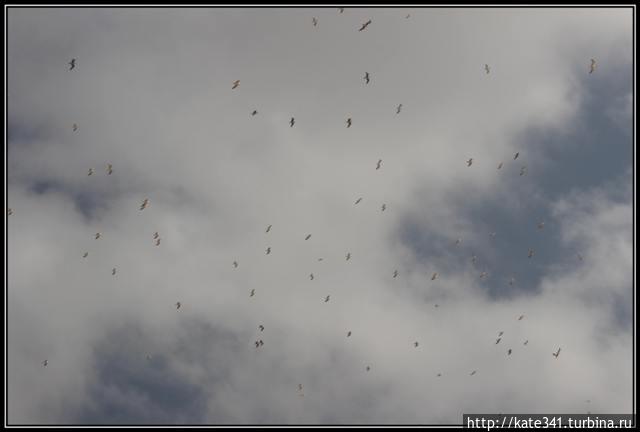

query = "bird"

[
  {"left": 470, "top": 370, "right": 477, "bottom": 376},
  {"left": 7, "top": 208, "right": 12, "bottom": 216},
  {"left": 82, "top": 252, "right": 88, "bottom": 258},
  {"left": 251, "top": 110, "right": 258, "bottom": 116},
  {"left": 68, "top": 58, "right": 76, "bottom": 70},
  {"left": 381, "top": 204, "right": 386, "bottom": 212},
  {"left": 298, "top": 384, "right": 303, "bottom": 391},
  {"left": 72, "top": 123, "right": 78, "bottom": 131},
  {"left": 376, "top": 159, "right": 382, "bottom": 170},
  {"left": 259, "top": 325, "right": 264, "bottom": 331},
  {"left": 520, "top": 166, "right": 527, "bottom": 176},
  {"left": 431, "top": 272, "right": 438, "bottom": 281},
  {"left": 155, "top": 238, "right": 161, "bottom": 246},
  {"left": 537, "top": 222, "right": 545, "bottom": 229},
  {"left": 366, "top": 366, "right": 371, "bottom": 371},
  {"left": 312, "top": 17, "right": 318, "bottom": 27},
  {"left": 497, "top": 162, "right": 503, "bottom": 169},
  {"left": 455, "top": 238, "right": 462, "bottom": 246},
  {"left": 310, "top": 273, "right": 314, "bottom": 280},
  {"left": 250, "top": 289, "right": 255, "bottom": 297},
  {"left": 346, "top": 118, "right": 352, "bottom": 128},
  {"left": 524, "top": 340, "right": 529, "bottom": 345},
  {"left": 577, "top": 253, "right": 584, "bottom": 261},
  {"left": 553, "top": 348, "right": 561, "bottom": 358},
  {"left": 406, "top": 14, "right": 411, "bottom": 18},
  {"left": 146, "top": 354, "right": 152, "bottom": 361},
  {"left": 255, "top": 341, "right": 260, "bottom": 348},
  {"left": 434, "top": 304, "right": 439, "bottom": 308},
  {"left": 393, "top": 270, "right": 399, "bottom": 278},
  {"left": 518, "top": 314, "right": 525, "bottom": 321},
  {"left": 498, "top": 331, "right": 504, "bottom": 337},
  {"left": 259, "top": 340, "right": 264, "bottom": 346},
  {"left": 396, "top": 104, "right": 403, "bottom": 114},
  {"left": 513, "top": 152, "right": 520, "bottom": 160},
  {"left": 484, "top": 64, "right": 490, "bottom": 74},
  {"left": 266, "top": 247, "right": 271, "bottom": 255},
  {"left": 589, "top": 58, "right": 596, "bottom": 74},
  {"left": 354, "top": 197, "right": 362, "bottom": 205},
  {"left": 324, "top": 295, "right": 330, "bottom": 303},
  {"left": 479, "top": 271, "right": 488, "bottom": 279},
  {"left": 232, "top": 80, "right": 240, "bottom": 89},
  {"left": 507, "top": 349, "right": 512, "bottom": 356},
  {"left": 466, "top": 158, "right": 473, "bottom": 167},
  {"left": 471, "top": 255, "right": 477, "bottom": 264},
  {"left": 437, "top": 373, "right": 442, "bottom": 377},
  {"left": 153, "top": 232, "right": 159, "bottom": 239},
  {"left": 87, "top": 168, "right": 94, "bottom": 176},
  {"left": 346, "top": 252, "right": 351, "bottom": 261},
  {"left": 95, "top": 232, "right": 101, "bottom": 240},
  {"left": 112, "top": 268, "right": 117, "bottom": 275},
  {"left": 317, "top": 258, "right": 324, "bottom": 261},
  {"left": 140, "top": 199, "right": 149, "bottom": 210},
  {"left": 347, "top": 331, "right": 352, "bottom": 337},
  {"left": 42, "top": 360, "right": 48, "bottom": 367},
  {"left": 266, "top": 225, "right": 272, "bottom": 233},
  {"left": 339, "top": 7, "right": 344, "bottom": 13},
  {"left": 106, "top": 163, "right": 113, "bottom": 175},
  {"left": 233, "top": 261, "right": 238, "bottom": 268},
  {"left": 175, "top": 302, "right": 181, "bottom": 309},
  {"left": 528, "top": 249, "right": 534, "bottom": 258},
  {"left": 414, "top": 341, "right": 419, "bottom": 348},
  {"left": 364, "top": 72, "right": 370, "bottom": 84},
  {"left": 290, "top": 117, "right": 295, "bottom": 127},
  {"left": 496, "top": 338, "right": 501, "bottom": 345},
  {"left": 359, "top": 19, "right": 372, "bottom": 31},
  {"left": 305, "top": 234, "right": 312, "bottom": 240}
]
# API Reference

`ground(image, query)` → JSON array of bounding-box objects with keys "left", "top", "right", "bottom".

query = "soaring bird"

[
  {"left": 82, "top": 252, "right": 89, "bottom": 258},
  {"left": 153, "top": 232, "right": 159, "bottom": 239},
  {"left": 155, "top": 238, "right": 161, "bottom": 246},
  {"left": 112, "top": 268, "right": 117, "bottom": 275},
  {"left": 7, "top": 208, "right": 12, "bottom": 216},
  {"left": 95, "top": 232, "right": 101, "bottom": 239},
  {"left": 376, "top": 159, "right": 382, "bottom": 170},
  {"left": 466, "top": 158, "right": 473, "bottom": 167},
  {"left": 396, "top": 104, "right": 403, "bottom": 114},
  {"left": 484, "top": 64, "right": 490, "bottom": 74},
  {"left": 42, "top": 360, "right": 48, "bottom": 367},
  {"left": 471, "top": 255, "right": 477, "bottom": 264},
  {"left": 507, "top": 349, "right": 512, "bottom": 356},
  {"left": 359, "top": 19, "right": 372, "bottom": 31},
  {"left": 140, "top": 199, "right": 149, "bottom": 210},
  {"left": 305, "top": 234, "right": 312, "bottom": 240},
  {"left": 255, "top": 341, "right": 260, "bottom": 348},
  {"left": 106, "top": 164, "right": 113, "bottom": 175},
  {"left": 364, "top": 72, "right": 370, "bottom": 84},
  {"left": 310, "top": 273, "right": 314, "bottom": 280},
  {"left": 233, "top": 261, "right": 238, "bottom": 268},
  {"left": 497, "top": 162, "right": 503, "bottom": 169},
  {"left": 406, "top": 14, "right": 411, "bottom": 18},
  {"left": 87, "top": 168, "right": 94, "bottom": 176},
  {"left": 251, "top": 110, "right": 258, "bottom": 116},
  {"left": 393, "top": 270, "right": 399, "bottom": 278},
  {"left": 298, "top": 384, "right": 303, "bottom": 391},
  {"left": 324, "top": 295, "right": 330, "bottom": 303},
  {"left": 347, "top": 331, "right": 352, "bottom": 337},
  {"left": 68, "top": 58, "right": 76, "bottom": 70},
  {"left": 513, "top": 152, "right": 520, "bottom": 160},
  {"left": 479, "top": 271, "right": 488, "bottom": 279},
  {"left": 175, "top": 302, "right": 181, "bottom": 309},
  {"left": 290, "top": 117, "right": 295, "bottom": 127},
  {"left": 259, "top": 340, "right": 264, "bottom": 346},
  {"left": 589, "top": 58, "right": 596, "bottom": 74},
  {"left": 259, "top": 325, "right": 264, "bottom": 331},
  {"left": 232, "top": 80, "right": 240, "bottom": 89},
  {"left": 553, "top": 348, "right": 561, "bottom": 358},
  {"left": 339, "top": 7, "right": 344, "bottom": 13},
  {"left": 524, "top": 340, "right": 529, "bottom": 345},
  {"left": 437, "top": 373, "right": 442, "bottom": 377},
  {"left": 312, "top": 17, "right": 318, "bottom": 27},
  {"left": 346, "top": 252, "right": 351, "bottom": 261},
  {"left": 266, "top": 225, "right": 272, "bottom": 233},
  {"left": 537, "top": 222, "right": 545, "bottom": 230},
  {"left": 455, "top": 238, "right": 462, "bottom": 246},
  {"left": 498, "top": 331, "right": 504, "bottom": 337},
  {"left": 250, "top": 289, "right": 255, "bottom": 297},
  {"left": 414, "top": 341, "right": 419, "bottom": 347},
  {"left": 366, "top": 365, "right": 371, "bottom": 371},
  {"left": 266, "top": 247, "right": 271, "bottom": 255},
  {"left": 73, "top": 123, "right": 78, "bottom": 131},
  {"left": 577, "top": 253, "right": 584, "bottom": 261},
  {"left": 431, "top": 272, "right": 438, "bottom": 281},
  {"left": 346, "top": 118, "right": 352, "bottom": 128},
  {"left": 381, "top": 204, "right": 386, "bottom": 211},
  {"left": 470, "top": 370, "right": 477, "bottom": 376},
  {"left": 518, "top": 314, "right": 525, "bottom": 321},
  {"left": 354, "top": 197, "right": 362, "bottom": 205},
  {"left": 496, "top": 338, "right": 501, "bottom": 345},
  {"left": 528, "top": 249, "right": 534, "bottom": 258},
  {"left": 520, "top": 166, "right": 527, "bottom": 176}
]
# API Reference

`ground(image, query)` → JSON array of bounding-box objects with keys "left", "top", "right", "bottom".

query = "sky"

[{"left": 6, "top": 6, "right": 635, "bottom": 425}]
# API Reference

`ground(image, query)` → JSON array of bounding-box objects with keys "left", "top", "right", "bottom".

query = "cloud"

[{"left": 7, "top": 7, "right": 633, "bottom": 424}]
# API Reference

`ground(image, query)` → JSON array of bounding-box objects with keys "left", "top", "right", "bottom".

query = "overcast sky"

[{"left": 6, "top": 7, "right": 634, "bottom": 425}]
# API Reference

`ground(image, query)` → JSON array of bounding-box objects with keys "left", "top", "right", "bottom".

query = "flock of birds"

[{"left": 9, "top": 9, "right": 603, "bottom": 408}]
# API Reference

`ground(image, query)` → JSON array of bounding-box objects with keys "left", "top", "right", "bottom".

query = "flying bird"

[
  {"left": 255, "top": 341, "right": 260, "bottom": 348},
  {"left": 266, "top": 225, "right": 272, "bottom": 233},
  {"left": 528, "top": 249, "right": 535, "bottom": 258},
  {"left": 266, "top": 247, "right": 271, "bottom": 255},
  {"left": 310, "top": 273, "right": 314, "bottom": 280},
  {"left": 497, "top": 162, "right": 503, "bottom": 169},
  {"left": 68, "top": 58, "right": 76, "bottom": 70},
  {"left": 589, "top": 58, "right": 596, "bottom": 74},
  {"left": 406, "top": 14, "right": 411, "bottom": 18},
  {"left": 140, "top": 199, "right": 149, "bottom": 210},
  {"left": 82, "top": 252, "right": 88, "bottom": 258},
  {"left": 496, "top": 338, "right": 502, "bottom": 344},
  {"left": 339, "top": 8, "right": 344, "bottom": 13},
  {"left": 298, "top": 384, "right": 303, "bottom": 391},
  {"left": 324, "top": 295, "right": 330, "bottom": 303},
  {"left": 359, "top": 19, "right": 372, "bottom": 31},
  {"left": 431, "top": 272, "right": 438, "bottom": 281},
  {"left": 175, "top": 302, "right": 181, "bottom": 310},
  {"left": 346, "top": 118, "right": 352, "bottom": 128},
  {"left": 484, "top": 64, "right": 490, "bottom": 74},
  {"left": 106, "top": 164, "right": 113, "bottom": 175},
  {"left": 153, "top": 232, "right": 159, "bottom": 239},
  {"left": 259, "top": 340, "right": 264, "bottom": 346},
  {"left": 251, "top": 110, "right": 258, "bottom": 116},
  {"left": 73, "top": 123, "right": 78, "bottom": 131},
  {"left": 537, "top": 222, "right": 545, "bottom": 229},
  {"left": 471, "top": 255, "right": 477, "bottom": 264},
  {"left": 479, "top": 271, "right": 488, "bottom": 279},
  {"left": 376, "top": 159, "right": 382, "bottom": 170},
  {"left": 7, "top": 208, "right": 12, "bottom": 216},
  {"left": 232, "top": 80, "right": 240, "bottom": 89},
  {"left": 87, "top": 168, "right": 94, "bottom": 176},
  {"left": 518, "top": 315, "right": 525, "bottom": 321},
  {"left": 553, "top": 348, "right": 561, "bottom": 358},
  {"left": 414, "top": 341, "right": 419, "bottom": 347},
  {"left": 524, "top": 340, "right": 529, "bottom": 345},
  {"left": 381, "top": 204, "right": 386, "bottom": 211},
  {"left": 312, "top": 17, "right": 318, "bottom": 27},
  {"left": 112, "top": 268, "right": 117, "bottom": 275},
  {"left": 95, "top": 232, "right": 101, "bottom": 240},
  {"left": 259, "top": 325, "right": 264, "bottom": 331},
  {"left": 155, "top": 238, "right": 161, "bottom": 246},
  {"left": 366, "top": 366, "right": 371, "bottom": 371},
  {"left": 393, "top": 270, "right": 399, "bottom": 278},
  {"left": 466, "top": 158, "right": 473, "bottom": 167},
  {"left": 233, "top": 261, "right": 238, "bottom": 268},
  {"left": 455, "top": 238, "right": 462, "bottom": 246},
  {"left": 470, "top": 370, "right": 477, "bottom": 376},
  {"left": 520, "top": 166, "right": 527, "bottom": 176},
  {"left": 507, "top": 349, "right": 512, "bottom": 356},
  {"left": 42, "top": 360, "right": 48, "bottom": 367},
  {"left": 498, "top": 331, "right": 504, "bottom": 337},
  {"left": 396, "top": 104, "right": 403, "bottom": 114},
  {"left": 364, "top": 72, "right": 370, "bottom": 84},
  {"left": 347, "top": 331, "right": 352, "bottom": 337},
  {"left": 354, "top": 197, "right": 362, "bottom": 205},
  {"left": 513, "top": 152, "right": 520, "bottom": 160},
  {"left": 305, "top": 234, "right": 312, "bottom": 240},
  {"left": 290, "top": 117, "right": 295, "bottom": 127},
  {"left": 346, "top": 252, "right": 351, "bottom": 261},
  {"left": 437, "top": 373, "right": 442, "bottom": 377},
  {"left": 250, "top": 289, "right": 255, "bottom": 297},
  {"left": 577, "top": 253, "right": 584, "bottom": 261}
]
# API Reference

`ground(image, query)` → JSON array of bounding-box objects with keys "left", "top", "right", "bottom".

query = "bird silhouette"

[
  {"left": 528, "top": 249, "right": 535, "bottom": 258},
  {"left": 537, "top": 222, "right": 545, "bottom": 230},
  {"left": 324, "top": 295, "right": 330, "bottom": 303},
  {"left": 366, "top": 365, "right": 371, "bottom": 371},
  {"left": 73, "top": 123, "right": 78, "bottom": 131},
  {"left": 68, "top": 58, "right": 76, "bottom": 70},
  {"left": 347, "top": 331, "right": 352, "bottom": 337},
  {"left": 176, "top": 302, "right": 181, "bottom": 309},
  {"left": 95, "top": 232, "right": 101, "bottom": 240},
  {"left": 589, "top": 58, "right": 596, "bottom": 74},
  {"left": 507, "top": 349, "right": 512, "bottom": 356},
  {"left": 484, "top": 64, "right": 490, "bottom": 74},
  {"left": 496, "top": 338, "right": 502, "bottom": 344},
  {"left": 305, "top": 234, "right": 312, "bottom": 240},
  {"left": 470, "top": 370, "right": 477, "bottom": 376},
  {"left": 106, "top": 164, "right": 113, "bottom": 175},
  {"left": 155, "top": 238, "right": 161, "bottom": 246},
  {"left": 312, "top": 17, "right": 318, "bottom": 27},
  {"left": 364, "top": 72, "right": 370, "bottom": 84},
  {"left": 112, "top": 268, "right": 117, "bottom": 275},
  {"left": 42, "top": 360, "right": 48, "bottom": 367},
  {"left": 7, "top": 208, "right": 12, "bottom": 216},
  {"left": 359, "top": 20, "right": 372, "bottom": 31},
  {"left": 346, "top": 252, "right": 351, "bottom": 261},
  {"left": 87, "top": 168, "right": 94, "bottom": 176},
  {"left": 346, "top": 118, "right": 352, "bottom": 128},
  {"left": 414, "top": 341, "right": 419, "bottom": 347},
  {"left": 232, "top": 80, "right": 240, "bottom": 89},
  {"left": 467, "top": 158, "right": 473, "bottom": 167},
  {"left": 266, "top": 247, "right": 271, "bottom": 255},
  {"left": 233, "top": 261, "right": 238, "bottom": 268},
  {"left": 498, "top": 331, "right": 504, "bottom": 337},
  {"left": 250, "top": 289, "right": 255, "bottom": 297},
  {"left": 553, "top": 348, "right": 561, "bottom": 358},
  {"left": 518, "top": 315, "right": 525, "bottom": 321},
  {"left": 266, "top": 225, "right": 272, "bottom": 233},
  {"left": 393, "top": 270, "right": 399, "bottom": 278},
  {"left": 514, "top": 152, "right": 520, "bottom": 160},
  {"left": 339, "top": 7, "right": 344, "bottom": 13},
  {"left": 82, "top": 252, "right": 88, "bottom": 258},
  {"left": 431, "top": 272, "right": 438, "bottom": 281},
  {"left": 259, "top": 325, "right": 264, "bottom": 331},
  {"left": 497, "top": 162, "right": 503, "bottom": 169},
  {"left": 153, "top": 232, "right": 159, "bottom": 239},
  {"left": 376, "top": 159, "right": 382, "bottom": 170},
  {"left": 524, "top": 340, "right": 529, "bottom": 345},
  {"left": 140, "top": 199, "right": 149, "bottom": 210},
  {"left": 381, "top": 204, "right": 386, "bottom": 211},
  {"left": 251, "top": 110, "right": 258, "bottom": 116},
  {"left": 396, "top": 104, "right": 403, "bottom": 114},
  {"left": 310, "top": 273, "right": 314, "bottom": 280},
  {"left": 290, "top": 117, "right": 295, "bottom": 127},
  {"left": 354, "top": 197, "right": 362, "bottom": 205}
]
